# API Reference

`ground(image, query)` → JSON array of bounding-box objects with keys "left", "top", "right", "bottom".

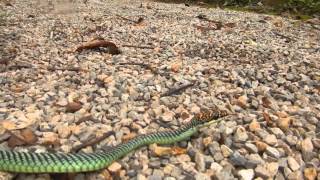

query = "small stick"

[
  {"left": 7, "top": 64, "right": 33, "bottom": 70},
  {"left": 122, "top": 44, "right": 154, "bottom": 49},
  {"left": 115, "top": 15, "right": 144, "bottom": 24},
  {"left": 273, "top": 31, "right": 295, "bottom": 42},
  {"left": 160, "top": 82, "right": 195, "bottom": 97},
  {"left": 47, "top": 66, "right": 87, "bottom": 72},
  {"left": 71, "top": 131, "right": 115, "bottom": 153}
]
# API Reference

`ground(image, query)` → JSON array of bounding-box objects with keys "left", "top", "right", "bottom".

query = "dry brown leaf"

[
  {"left": 150, "top": 144, "right": 187, "bottom": 156},
  {"left": 20, "top": 128, "right": 37, "bottom": 144},
  {"left": 10, "top": 85, "right": 24, "bottom": 93},
  {"left": 278, "top": 117, "right": 291, "bottom": 131},
  {"left": 304, "top": 167, "right": 317, "bottom": 180},
  {"left": 1, "top": 120, "right": 17, "bottom": 130},
  {"left": 65, "top": 102, "right": 82, "bottom": 113},
  {"left": 255, "top": 141, "right": 268, "bottom": 152},
  {"left": 171, "top": 147, "right": 187, "bottom": 155},
  {"left": 8, "top": 133, "right": 25, "bottom": 148},
  {"left": 150, "top": 144, "right": 172, "bottom": 156},
  {"left": 170, "top": 62, "right": 182, "bottom": 73},
  {"left": 75, "top": 38, "right": 120, "bottom": 55},
  {"left": 224, "top": 23, "right": 236, "bottom": 28},
  {"left": 262, "top": 97, "right": 272, "bottom": 108},
  {"left": 263, "top": 111, "right": 274, "bottom": 126}
]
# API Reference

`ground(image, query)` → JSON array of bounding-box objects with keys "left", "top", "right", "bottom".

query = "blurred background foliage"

[{"left": 156, "top": 0, "right": 320, "bottom": 17}]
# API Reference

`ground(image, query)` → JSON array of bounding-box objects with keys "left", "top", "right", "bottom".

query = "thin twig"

[
  {"left": 273, "top": 31, "right": 295, "bottom": 42},
  {"left": 47, "top": 66, "right": 87, "bottom": 72},
  {"left": 71, "top": 131, "right": 115, "bottom": 153},
  {"left": 115, "top": 15, "right": 144, "bottom": 24},
  {"left": 160, "top": 82, "right": 195, "bottom": 97},
  {"left": 7, "top": 64, "right": 33, "bottom": 70},
  {"left": 122, "top": 44, "right": 154, "bottom": 49}
]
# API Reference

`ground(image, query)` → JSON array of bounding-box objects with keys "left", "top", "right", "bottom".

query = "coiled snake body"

[{"left": 0, "top": 109, "right": 228, "bottom": 173}]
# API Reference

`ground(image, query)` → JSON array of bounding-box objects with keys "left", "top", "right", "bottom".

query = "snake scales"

[{"left": 0, "top": 109, "right": 228, "bottom": 173}]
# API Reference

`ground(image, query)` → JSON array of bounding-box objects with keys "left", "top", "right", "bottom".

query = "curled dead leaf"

[
  {"left": 171, "top": 147, "right": 187, "bottom": 155},
  {"left": 150, "top": 144, "right": 171, "bottom": 156},
  {"left": 149, "top": 144, "right": 187, "bottom": 156},
  {"left": 75, "top": 38, "right": 120, "bottom": 55}
]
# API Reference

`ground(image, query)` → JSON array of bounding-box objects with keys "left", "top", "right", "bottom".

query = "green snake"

[{"left": 0, "top": 109, "right": 228, "bottom": 173}]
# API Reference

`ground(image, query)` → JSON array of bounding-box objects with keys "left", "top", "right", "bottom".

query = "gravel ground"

[{"left": 0, "top": 0, "right": 319, "bottom": 180}]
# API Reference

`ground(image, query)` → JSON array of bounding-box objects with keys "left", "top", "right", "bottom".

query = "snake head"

[{"left": 193, "top": 109, "right": 229, "bottom": 126}]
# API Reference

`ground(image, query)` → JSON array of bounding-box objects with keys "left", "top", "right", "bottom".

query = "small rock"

[
  {"left": 264, "top": 134, "right": 278, "bottom": 146},
  {"left": 287, "top": 171, "right": 303, "bottom": 180},
  {"left": 163, "top": 164, "right": 173, "bottom": 175},
  {"left": 137, "top": 174, "right": 147, "bottom": 180},
  {"left": 312, "top": 138, "right": 320, "bottom": 149},
  {"left": 247, "top": 154, "right": 265, "bottom": 166},
  {"left": 234, "top": 126, "right": 248, "bottom": 142},
  {"left": 149, "top": 161, "right": 161, "bottom": 168},
  {"left": 108, "top": 162, "right": 122, "bottom": 173},
  {"left": 249, "top": 119, "right": 260, "bottom": 132},
  {"left": 270, "top": 127, "right": 284, "bottom": 138},
  {"left": 210, "top": 162, "right": 223, "bottom": 172},
  {"left": 161, "top": 111, "right": 175, "bottom": 122},
  {"left": 213, "top": 152, "right": 224, "bottom": 162},
  {"left": 164, "top": 177, "right": 176, "bottom": 180},
  {"left": 287, "top": 156, "right": 300, "bottom": 171},
  {"left": 266, "top": 146, "right": 281, "bottom": 158},
  {"left": 195, "top": 152, "right": 206, "bottom": 172},
  {"left": 245, "top": 143, "right": 258, "bottom": 153},
  {"left": 238, "top": 169, "right": 254, "bottom": 180},
  {"left": 229, "top": 151, "right": 247, "bottom": 167},
  {"left": 304, "top": 167, "right": 317, "bottom": 180},
  {"left": 195, "top": 173, "right": 211, "bottom": 180},
  {"left": 255, "top": 162, "right": 279, "bottom": 178},
  {"left": 176, "top": 154, "right": 191, "bottom": 162},
  {"left": 153, "top": 169, "right": 164, "bottom": 177},
  {"left": 221, "top": 145, "right": 233, "bottom": 157},
  {"left": 237, "top": 95, "right": 248, "bottom": 108},
  {"left": 301, "top": 138, "right": 314, "bottom": 153}
]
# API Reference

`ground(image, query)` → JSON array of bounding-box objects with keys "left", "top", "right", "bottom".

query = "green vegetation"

[{"left": 157, "top": 0, "right": 319, "bottom": 17}]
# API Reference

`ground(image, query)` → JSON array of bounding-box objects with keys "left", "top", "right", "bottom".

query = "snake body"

[{"left": 0, "top": 109, "right": 228, "bottom": 173}]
